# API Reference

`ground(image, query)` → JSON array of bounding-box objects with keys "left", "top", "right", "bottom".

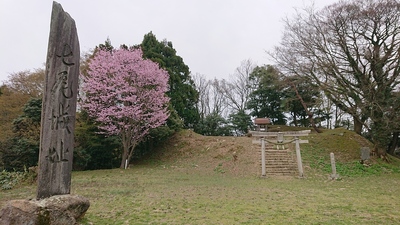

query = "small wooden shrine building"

[{"left": 254, "top": 118, "right": 271, "bottom": 132}]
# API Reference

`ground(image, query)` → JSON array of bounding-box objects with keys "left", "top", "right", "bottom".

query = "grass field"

[
  {"left": 1, "top": 128, "right": 400, "bottom": 224},
  {"left": 1, "top": 165, "right": 400, "bottom": 225}
]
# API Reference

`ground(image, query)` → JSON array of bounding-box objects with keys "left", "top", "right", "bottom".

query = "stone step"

[
  {"left": 266, "top": 172, "right": 296, "bottom": 175},
  {"left": 266, "top": 156, "right": 293, "bottom": 159},
  {"left": 265, "top": 157, "right": 294, "bottom": 160},
  {"left": 264, "top": 161, "right": 293, "bottom": 164},
  {"left": 261, "top": 159, "right": 295, "bottom": 163},
  {"left": 261, "top": 164, "right": 296, "bottom": 168},
  {"left": 261, "top": 158, "right": 295, "bottom": 161},
  {"left": 265, "top": 167, "right": 296, "bottom": 172},
  {"left": 264, "top": 153, "right": 292, "bottom": 155},
  {"left": 266, "top": 168, "right": 296, "bottom": 172},
  {"left": 264, "top": 163, "right": 295, "bottom": 166},
  {"left": 266, "top": 168, "right": 295, "bottom": 171},
  {"left": 263, "top": 152, "right": 292, "bottom": 155},
  {"left": 264, "top": 149, "right": 292, "bottom": 152},
  {"left": 265, "top": 156, "right": 293, "bottom": 159},
  {"left": 265, "top": 163, "right": 296, "bottom": 167},
  {"left": 265, "top": 152, "right": 292, "bottom": 158},
  {"left": 265, "top": 166, "right": 296, "bottom": 169},
  {"left": 265, "top": 170, "right": 296, "bottom": 174},
  {"left": 266, "top": 172, "right": 297, "bottom": 176},
  {"left": 260, "top": 159, "right": 294, "bottom": 162},
  {"left": 261, "top": 150, "right": 292, "bottom": 152},
  {"left": 261, "top": 163, "right": 295, "bottom": 166},
  {"left": 259, "top": 147, "right": 298, "bottom": 176},
  {"left": 264, "top": 156, "right": 292, "bottom": 158}
]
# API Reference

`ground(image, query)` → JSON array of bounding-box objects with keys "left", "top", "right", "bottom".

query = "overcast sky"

[{"left": 0, "top": 0, "right": 338, "bottom": 83}]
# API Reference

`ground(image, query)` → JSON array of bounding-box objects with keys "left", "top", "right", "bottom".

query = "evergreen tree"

[
  {"left": 283, "top": 77, "right": 321, "bottom": 127},
  {"left": 140, "top": 32, "right": 199, "bottom": 128},
  {"left": 195, "top": 113, "right": 231, "bottom": 136},
  {"left": 228, "top": 109, "right": 252, "bottom": 136},
  {"left": 74, "top": 111, "right": 121, "bottom": 170},
  {"left": 247, "top": 65, "right": 286, "bottom": 125},
  {"left": 1, "top": 98, "right": 42, "bottom": 171},
  {"left": 98, "top": 37, "right": 114, "bottom": 52}
]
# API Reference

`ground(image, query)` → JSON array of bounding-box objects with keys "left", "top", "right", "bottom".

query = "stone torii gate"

[{"left": 250, "top": 130, "right": 311, "bottom": 177}]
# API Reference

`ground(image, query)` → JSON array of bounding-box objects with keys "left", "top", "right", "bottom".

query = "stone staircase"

[{"left": 262, "top": 144, "right": 297, "bottom": 176}]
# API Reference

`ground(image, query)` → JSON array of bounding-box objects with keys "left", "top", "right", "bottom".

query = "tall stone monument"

[
  {"left": 37, "top": 1, "right": 80, "bottom": 199},
  {"left": 0, "top": 3, "right": 89, "bottom": 224}
]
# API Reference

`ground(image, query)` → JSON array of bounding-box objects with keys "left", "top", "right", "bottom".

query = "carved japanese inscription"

[{"left": 37, "top": 2, "right": 80, "bottom": 199}]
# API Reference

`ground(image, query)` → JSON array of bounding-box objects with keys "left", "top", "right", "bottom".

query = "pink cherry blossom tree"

[{"left": 80, "top": 47, "right": 169, "bottom": 168}]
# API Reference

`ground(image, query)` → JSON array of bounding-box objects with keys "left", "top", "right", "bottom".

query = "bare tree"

[
  {"left": 209, "top": 79, "right": 229, "bottom": 117},
  {"left": 192, "top": 73, "right": 211, "bottom": 119},
  {"left": 318, "top": 94, "right": 335, "bottom": 129},
  {"left": 270, "top": 0, "right": 400, "bottom": 156},
  {"left": 220, "top": 59, "right": 256, "bottom": 113},
  {"left": 192, "top": 74, "right": 230, "bottom": 118},
  {"left": 6, "top": 69, "right": 45, "bottom": 97}
]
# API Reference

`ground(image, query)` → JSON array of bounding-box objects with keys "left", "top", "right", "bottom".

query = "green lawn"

[{"left": 2, "top": 165, "right": 400, "bottom": 225}]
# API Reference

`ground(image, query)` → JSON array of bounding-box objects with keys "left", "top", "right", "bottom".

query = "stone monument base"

[{"left": 0, "top": 194, "right": 90, "bottom": 225}]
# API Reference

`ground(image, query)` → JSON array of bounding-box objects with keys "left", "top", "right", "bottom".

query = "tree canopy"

[
  {"left": 0, "top": 70, "right": 44, "bottom": 144},
  {"left": 0, "top": 97, "right": 42, "bottom": 171},
  {"left": 140, "top": 32, "right": 199, "bottom": 128},
  {"left": 80, "top": 47, "right": 170, "bottom": 168},
  {"left": 247, "top": 65, "right": 286, "bottom": 125},
  {"left": 270, "top": 0, "right": 400, "bottom": 156}
]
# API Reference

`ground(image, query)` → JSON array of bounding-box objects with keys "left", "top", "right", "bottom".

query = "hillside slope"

[
  {"left": 143, "top": 127, "right": 390, "bottom": 177},
  {"left": 144, "top": 129, "right": 259, "bottom": 176}
]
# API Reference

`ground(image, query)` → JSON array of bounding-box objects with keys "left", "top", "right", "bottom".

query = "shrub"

[{"left": 0, "top": 169, "right": 30, "bottom": 190}]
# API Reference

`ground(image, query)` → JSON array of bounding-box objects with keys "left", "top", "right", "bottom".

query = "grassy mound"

[
  {"left": 142, "top": 126, "right": 400, "bottom": 178},
  {"left": 140, "top": 129, "right": 259, "bottom": 177}
]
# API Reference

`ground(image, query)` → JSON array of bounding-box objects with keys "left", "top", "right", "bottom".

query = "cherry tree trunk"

[{"left": 120, "top": 149, "right": 129, "bottom": 169}]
